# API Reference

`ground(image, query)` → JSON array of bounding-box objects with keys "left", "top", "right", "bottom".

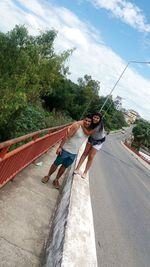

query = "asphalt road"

[{"left": 90, "top": 131, "right": 150, "bottom": 267}]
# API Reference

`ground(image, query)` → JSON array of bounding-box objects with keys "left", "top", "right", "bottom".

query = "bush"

[
  {"left": 2, "top": 105, "right": 47, "bottom": 140},
  {"left": 0, "top": 106, "right": 73, "bottom": 142},
  {"left": 44, "top": 110, "right": 73, "bottom": 127}
]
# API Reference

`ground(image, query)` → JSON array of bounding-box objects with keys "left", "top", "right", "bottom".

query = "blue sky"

[{"left": 0, "top": 0, "right": 150, "bottom": 120}]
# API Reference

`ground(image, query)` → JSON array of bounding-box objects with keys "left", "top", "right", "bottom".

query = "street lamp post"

[{"left": 99, "top": 60, "right": 150, "bottom": 113}]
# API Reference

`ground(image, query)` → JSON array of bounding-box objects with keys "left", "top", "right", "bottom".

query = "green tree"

[
  {"left": 43, "top": 74, "right": 101, "bottom": 120},
  {"left": 0, "top": 25, "right": 128, "bottom": 142},
  {"left": 75, "top": 75, "right": 100, "bottom": 118},
  {"left": 132, "top": 121, "right": 150, "bottom": 150},
  {"left": 0, "top": 25, "right": 72, "bottom": 140},
  {"left": 3, "top": 105, "right": 47, "bottom": 140}
]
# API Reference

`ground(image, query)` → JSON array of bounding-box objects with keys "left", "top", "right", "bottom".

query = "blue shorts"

[{"left": 54, "top": 149, "right": 77, "bottom": 168}]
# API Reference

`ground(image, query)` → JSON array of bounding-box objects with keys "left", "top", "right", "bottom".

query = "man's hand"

[
  {"left": 77, "top": 120, "right": 84, "bottom": 126},
  {"left": 56, "top": 147, "right": 62, "bottom": 155}
]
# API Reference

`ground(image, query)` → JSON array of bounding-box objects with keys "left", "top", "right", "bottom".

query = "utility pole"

[{"left": 99, "top": 61, "right": 150, "bottom": 113}]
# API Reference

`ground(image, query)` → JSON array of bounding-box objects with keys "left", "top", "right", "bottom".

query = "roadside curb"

[
  {"left": 121, "top": 141, "right": 150, "bottom": 171},
  {"left": 61, "top": 144, "right": 97, "bottom": 266}
]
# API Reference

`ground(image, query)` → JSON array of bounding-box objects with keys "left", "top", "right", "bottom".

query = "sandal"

[
  {"left": 41, "top": 175, "right": 50, "bottom": 183},
  {"left": 52, "top": 179, "right": 60, "bottom": 190}
]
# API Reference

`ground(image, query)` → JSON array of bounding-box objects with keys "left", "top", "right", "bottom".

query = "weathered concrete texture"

[
  {"left": 61, "top": 145, "right": 98, "bottom": 267},
  {"left": 0, "top": 145, "right": 63, "bottom": 267},
  {"left": 43, "top": 163, "right": 75, "bottom": 267}
]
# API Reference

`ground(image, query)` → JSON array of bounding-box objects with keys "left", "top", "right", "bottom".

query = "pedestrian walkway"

[{"left": 0, "top": 145, "right": 61, "bottom": 267}]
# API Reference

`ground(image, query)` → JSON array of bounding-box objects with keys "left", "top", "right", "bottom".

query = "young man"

[{"left": 41, "top": 115, "right": 93, "bottom": 189}]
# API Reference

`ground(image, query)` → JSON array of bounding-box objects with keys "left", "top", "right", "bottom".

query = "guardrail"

[{"left": 0, "top": 124, "right": 70, "bottom": 188}]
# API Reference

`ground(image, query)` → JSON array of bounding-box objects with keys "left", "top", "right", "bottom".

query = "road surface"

[{"left": 90, "top": 131, "right": 150, "bottom": 267}]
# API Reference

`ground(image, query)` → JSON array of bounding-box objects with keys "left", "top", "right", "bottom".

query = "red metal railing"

[{"left": 0, "top": 124, "right": 70, "bottom": 188}]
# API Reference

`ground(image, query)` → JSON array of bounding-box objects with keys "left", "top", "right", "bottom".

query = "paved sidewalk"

[{"left": 0, "top": 145, "right": 62, "bottom": 267}]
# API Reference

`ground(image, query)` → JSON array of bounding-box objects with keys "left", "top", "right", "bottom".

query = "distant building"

[
  {"left": 114, "top": 96, "right": 123, "bottom": 111},
  {"left": 124, "top": 109, "right": 140, "bottom": 124}
]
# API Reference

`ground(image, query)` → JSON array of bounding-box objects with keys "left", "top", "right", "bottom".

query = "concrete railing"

[{"left": 43, "top": 143, "right": 97, "bottom": 267}]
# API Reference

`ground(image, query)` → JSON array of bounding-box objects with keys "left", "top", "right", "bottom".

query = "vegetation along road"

[{"left": 90, "top": 130, "right": 150, "bottom": 267}]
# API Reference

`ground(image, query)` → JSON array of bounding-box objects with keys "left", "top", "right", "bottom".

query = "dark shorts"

[
  {"left": 88, "top": 136, "right": 106, "bottom": 151},
  {"left": 54, "top": 149, "right": 77, "bottom": 168}
]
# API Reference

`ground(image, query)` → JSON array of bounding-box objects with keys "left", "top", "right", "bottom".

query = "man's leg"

[
  {"left": 55, "top": 165, "right": 66, "bottom": 180},
  {"left": 52, "top": 151, "right": 76, "bottom": 189},
  {"left": 41, "top": 163, "right": 58, "bottom": 183},
  {"left": 53, "top": 165, "right": 66, "bottom": 189}
]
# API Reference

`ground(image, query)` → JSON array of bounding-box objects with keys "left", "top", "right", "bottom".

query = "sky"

[{"left": 0, "top": 0, "right": 150, "bottom": 121}]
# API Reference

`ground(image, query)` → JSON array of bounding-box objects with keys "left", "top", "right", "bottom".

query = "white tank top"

[{"left": 63, "top": 126, "right": 87, "bottom": 154}]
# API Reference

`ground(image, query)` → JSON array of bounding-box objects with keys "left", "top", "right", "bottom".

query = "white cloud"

[
  {"left": 0, "top": 0, "right": 150, "bottom": 120},
  {"left": 17, "top": 0, "right": 45, "bottom": 16},
  {"left": 89, "top": 0, "right": 150, "bottom": 32}
]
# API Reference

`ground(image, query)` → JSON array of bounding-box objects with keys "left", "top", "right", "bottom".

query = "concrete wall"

[
  {"left": 44, "top": 144, "right": 97, "bottom": 267},
  {"left": 43, "top": 164, "right": 75, "bottom": 267}
]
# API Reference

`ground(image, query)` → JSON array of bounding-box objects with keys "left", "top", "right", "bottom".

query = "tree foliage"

[
  {"left": 132, "top": 121, "right": 150, "bottom": 150},
  {"left": 0, "top": 25, "right": 72, "bottom": 140},
  {"left": 0, "top": 25, "right": 127, "bottom": 141}
]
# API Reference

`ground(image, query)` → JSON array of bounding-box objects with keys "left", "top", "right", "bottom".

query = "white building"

[{"left": 114, "top": 96, "right": 123, "bottom": 111}]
